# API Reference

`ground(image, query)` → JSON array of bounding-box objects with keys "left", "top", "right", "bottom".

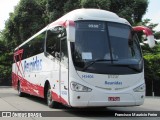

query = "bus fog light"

[
  {"left": 70, "top": 82, "right": 92, "bottom": 92},
  {"left": 77, "top": 96, "right": 80, "bottom": 99},
  {"left": 133, "top": 83, "right": 145, "bottom": 92}
]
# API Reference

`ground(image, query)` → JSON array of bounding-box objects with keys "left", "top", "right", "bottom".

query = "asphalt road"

[{"left": 0, "top": 87, "right": 159, "bottom": 120}]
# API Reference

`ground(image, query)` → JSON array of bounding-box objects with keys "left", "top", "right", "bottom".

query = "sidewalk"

[{"left": 0, "top": 86, "right": 12, "bottom": 88}]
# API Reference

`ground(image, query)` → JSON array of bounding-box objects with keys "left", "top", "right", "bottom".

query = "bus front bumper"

[{"left": 69, "top": 91, "right": 145, "bottom": 107}]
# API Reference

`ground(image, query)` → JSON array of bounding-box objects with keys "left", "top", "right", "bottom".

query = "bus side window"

[
  {"left": 26, "top": 32, "right": 46, "bottom": 57},
  {"left": 46, "top": 27, "right": 60, "bottom": 59}
]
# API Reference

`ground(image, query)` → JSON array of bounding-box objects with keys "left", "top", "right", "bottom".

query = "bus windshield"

[{"left": 71, "top": 21, "right": 143, "bottom": 74}]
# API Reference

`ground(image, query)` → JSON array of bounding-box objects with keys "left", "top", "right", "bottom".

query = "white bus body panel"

[{"left": 69, "top": 72, "right": 145, "bottom": 107}]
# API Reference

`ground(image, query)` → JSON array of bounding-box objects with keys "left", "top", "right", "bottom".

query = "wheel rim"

[{"left": 47, "top": 89, "right": 52, "bottom": 105}]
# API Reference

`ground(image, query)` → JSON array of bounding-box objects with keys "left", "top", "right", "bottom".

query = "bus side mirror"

[
  {"left": 66, "top": 21, "right": 75, "bottom": 42},
  {"left": 146, "top": 35, "right": 155, "bottom": 48},
  {"left": 133, "top": 26, "right": 155, "bottom": 48}
]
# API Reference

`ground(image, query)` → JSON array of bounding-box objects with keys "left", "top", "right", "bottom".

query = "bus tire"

[
  {"left": 17, "top": 81, "right": 24, "bottom": 97},
  {"left": 47, "top": 86, "right": 59, "bottom": 108}
]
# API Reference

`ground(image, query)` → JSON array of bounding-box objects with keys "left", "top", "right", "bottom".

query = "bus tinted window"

[
  {"left": 46, "top": 29, "right": 60, "bottom": 58},
  {"left": 46, "top": 26, "right": 66, "bottom": 59},
  {"left": 20, "top": 31, "right": 45, "bottom": 60},
  {"left": 30, "top": 32, "right": 45, "bottom": 56}
]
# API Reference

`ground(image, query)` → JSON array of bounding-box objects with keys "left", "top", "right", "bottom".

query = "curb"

[{"left": 0, "top": 86, "right": 12, "bottom": 88}]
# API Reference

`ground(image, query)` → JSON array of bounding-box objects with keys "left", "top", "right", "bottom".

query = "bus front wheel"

[{"left": 47, "top": 86, "right": 59, "bottom": 108}]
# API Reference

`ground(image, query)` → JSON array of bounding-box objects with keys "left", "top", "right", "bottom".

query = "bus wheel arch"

[
  {"left": 44, "top": 80, "right": 59, "bottom": 108},
  {"left": 44, "top": 80, "right": 50, "bottom": 100}
]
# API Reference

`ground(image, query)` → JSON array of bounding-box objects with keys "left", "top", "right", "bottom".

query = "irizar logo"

[{"left": 105, "top": 81, "right": 122, "bottom": 85}]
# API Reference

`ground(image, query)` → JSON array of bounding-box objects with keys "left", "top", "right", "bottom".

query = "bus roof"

[
  {"left": 15, "top": 9, "right": 130, "bottom": 51},
  {"left": 57, "top": 8, "right": 129, "bottom": 24}
]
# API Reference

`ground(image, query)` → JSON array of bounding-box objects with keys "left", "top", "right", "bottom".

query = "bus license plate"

[{"left": 108, "top": 97, "right": 120, "bottom": 101}]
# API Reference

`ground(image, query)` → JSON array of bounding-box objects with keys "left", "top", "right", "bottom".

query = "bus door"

[
  {"left": 46, "top": 27, "right": 61, "bottom": 101},
  {"left": 47, "top": 26, "right": 69, "bottom": 105},
  {"left": 60, "top": 35, "right": 69, "bottom": 105}
]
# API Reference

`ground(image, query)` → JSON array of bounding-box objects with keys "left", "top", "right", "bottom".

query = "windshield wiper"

[{"left": 82, "top": 59, "right": 118, "bottom": 71}]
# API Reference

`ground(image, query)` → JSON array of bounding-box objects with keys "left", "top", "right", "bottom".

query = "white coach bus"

[{"left": 12, "top": 9, "right": 155, "bottom": 108}]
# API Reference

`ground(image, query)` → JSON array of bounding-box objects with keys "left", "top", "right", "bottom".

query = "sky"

[
  {"left": 143, "top": 0, "right": 160, "bottom": 31},
  {"left": 0, "top": 0, "right": 160, "bottom": 31},
  {"left": 0, "top": 0, "right": 20, "bottom": 31}
]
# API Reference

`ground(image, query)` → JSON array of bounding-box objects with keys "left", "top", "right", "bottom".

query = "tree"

[
  {"left": 133, "top": 0, "right": 148, "bottom": 23},
  {"left": 46, "top": 0, "right": 68, "bottom": 22},
  {"left": 139, "top": 19, "right": 160, "bottom": 96},
  {"left": 154, "top": 32, "right": 160, "bottom": 39},
  {"left": 0, "top": 32, "right": 12, "bottom": 86},
  {"left": 3, "top": 0, "right": 149, "bottom": 49},
  {"left": 110, "top": 0, "right": 148, "bottom": 24},
  {"left": 80, "top": 0, "right": 111, "bottom": 10},
  {"left": 3, "top": 0, "right": 47, "bottom": 48},
  {"left": 63, "top": 0, "right": 80, "bottom": 13}
]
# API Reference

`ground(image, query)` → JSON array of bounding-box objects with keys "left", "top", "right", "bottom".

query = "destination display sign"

[{"left": 76, "top": 21, "right": 105, "bottom": 30}]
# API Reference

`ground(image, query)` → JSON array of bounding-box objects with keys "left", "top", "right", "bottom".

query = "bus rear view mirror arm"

[
  {"left": 66, "top": 20, "right": 75, "bottom": 42},
  {"left": 133, "top": 26, "right": 155, "bottom": 48}
]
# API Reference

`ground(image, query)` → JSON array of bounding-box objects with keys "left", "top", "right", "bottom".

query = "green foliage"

[
  {"left": 139, "top": 18, "right": 160, "bottom": 96},
  {"left": 133, "top": 0, "right": 148, "bottom": 23},
  {"left": 63, "top": 0, "right": 80, "bottom": 13},
  {"left": 154, "top": 32, "right": 160, "bottom": 39},
  {"left": 132, "top": 19, "right": 160, "bottom": 90},
  {"left": 80, "top": 0, "right": 111, "bottom": 10},
  {"left": 143, "top": 53, "right": 160, "bottom": 96},
  {"left": 46, "top": 0, "right": 68, "bottom": 22},
  {"left": 0, "top": 39, "right": 12, "bottom": 86},
  {"left": 144, "top": 54, "right": 160, "bottom": 81},
  {"left": 110, "top": 0, "right": 148, "bottom": 24},
  {"left": 0, "top": 65, "right": 12, "bottom": 86},
  {"left": 3, "top": 0, "right": 149, "bottom": 49}
]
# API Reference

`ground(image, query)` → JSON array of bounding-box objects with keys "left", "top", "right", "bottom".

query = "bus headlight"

[
  {"left": 133, "top": 83, "right": 145, "bottom": 92},
  {"left": 70, "top": 82, "right": 92, "bottom": 92}
]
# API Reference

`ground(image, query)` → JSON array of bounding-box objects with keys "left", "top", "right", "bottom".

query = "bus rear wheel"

[{"left": 47, "top": 86, "right": 59, "bottom": 108}]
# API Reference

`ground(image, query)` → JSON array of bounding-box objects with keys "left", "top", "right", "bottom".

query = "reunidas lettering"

[
  {"left": 24, "top": 56, "right": 42, "bottom": 72},
  {"left": 105, "top": 81, "right": 122, "bottom": 85}
]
